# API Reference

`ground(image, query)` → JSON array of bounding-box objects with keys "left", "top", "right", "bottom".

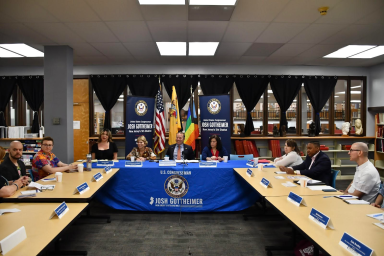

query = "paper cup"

[
  {"left": 131, "top": 156, "right": 135, "bottom": 162},
  {"left": 253, "top": 158, "right": 259, "bottom": 164},
  {"left": 164, "top": 156, "right": 169, "bottom": 161},
  {"left": 223, "top": 156, "right": 228, "bottom": 162},
  {"left": 300, "top": 178, "right": 307, "bottom": 187},
  {"left": 77, "top": 164, "right": 83, "bottom": 173},
  {"left": 55, "top": 172, "right": 63, "bottom": 182}
]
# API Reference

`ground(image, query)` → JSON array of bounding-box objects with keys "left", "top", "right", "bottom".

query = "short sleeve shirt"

[
  {"left": 32, "top": 150, "right": 60, "bottom": 179},
  {"left": 348, "top": 160, "right": 380, "bottom": 203}
]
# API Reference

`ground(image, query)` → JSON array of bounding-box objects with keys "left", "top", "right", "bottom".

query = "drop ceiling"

[{"left": 0, "top": 0, "right": 384, "bottom": 67}]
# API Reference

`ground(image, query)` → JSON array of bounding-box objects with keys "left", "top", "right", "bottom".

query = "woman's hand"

[
  {"left": 137, "top": 157, "right": 146, "bottom": 161},
  {"left": 218, "top": 157, "right": 223, "bottom": 162},
  {"left": 211, "top": 156, "right": 218, "bottom": 160}
]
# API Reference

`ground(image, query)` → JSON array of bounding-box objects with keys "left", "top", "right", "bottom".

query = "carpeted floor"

[{"left": 46, "top": 180, "right": 352, "bottom": 256}]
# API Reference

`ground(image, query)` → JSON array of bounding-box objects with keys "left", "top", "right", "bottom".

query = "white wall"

[{"left": 367, "top": 63, "right": 384, "bottom": 136}]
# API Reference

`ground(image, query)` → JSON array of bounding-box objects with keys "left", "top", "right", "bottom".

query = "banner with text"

[
  {"left": 199, "top": 95, "right": 231, "bottom": 157},
  {"left": 126, "top": 96, "right": 155, "bottom": 156}
]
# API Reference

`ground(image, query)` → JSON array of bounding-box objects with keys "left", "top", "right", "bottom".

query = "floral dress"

[{"left": 127, "top": 147, "right": 156, "bottom": 160}]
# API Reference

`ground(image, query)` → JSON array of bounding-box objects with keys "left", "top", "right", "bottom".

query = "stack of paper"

[
  {"left": 307, "top": 186, "right": 334, "bottom": 191},
  {"left": 282, "top": 181, "right": 297, "bottom": 187},
  {"left": 344, "top": 200, "right": 369, "bottom": 205},
  {"left": 335, "top": 195, "right": 358, "bottom": 200},
  {"left": 274, "top": 176, "right": 285, "bottom": 180}
]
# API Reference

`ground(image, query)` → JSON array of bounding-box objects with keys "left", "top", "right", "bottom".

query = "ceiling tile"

[
  {"left": 256, "top": 23, "right": 309, "bottom": 43},
  {"left": 222, "top": 22, "right": 269, "bottom": 43},
  {"left": 215, "top": 42, "right": 252, "bottom": 57},
  {"left": 315, "top": 0, "right": 384, "bottom": 24},
  {"left": 320, "top": 24, "right": 379, "bottom": 45},
  {"left": 0, "top": 0, "right": 59, "bottom": 22},
  {"left": 123, "top": 42, "right": 159, "bottom": 57},
  {"left": 147, "top": 21, "right": 187, "bottom": 41},
  {"left": 188, "top": 21, "right": 228, "bottom": 41},
  {"left": 91, "top": 43, "right": 134, "bottom": 59},
  {"left": 65, "top": 22, "right": 119, "bottom": 43},
  {"left": 355, "top": 7, "right": 384, "bottom": 25},
  {"left": 36, "top": 0, "right": 100, "bottom": 22},
  {"left": 0, "top": 57, "right": 44, "bottom": 67},
  {"left": 303, "top": 58, "right": 338, "bottom": 66},
  {"left": 188, "top": 6, "right": 234, "bottom": 21},
  {"left": 67, "top": 43, "right": 103, "bottom": 56},
  {"left": 354, "top": 25, "right": 384, "bottom": 45},
  {"left": 284, "top": 56, "right": 320, "bottom": 65},
  {"left": 270, "top": 44, "right": 314, "bottom": 57},
  {"left": 329, "top": 58, "right": 372, "bottom": 67},
  {"left": 140, "top": 5, "right": 187, "bottom": 21},
  {"left": 237, "top": 56, "right": 266, "bottom": 65},
  {"left": 263, "top": 56, "right": 292, "bottom": 65},
  {"left": 0, "top": 23, "right": 55, "bottom": 44},
  {"left": 86, "top": 0, "right": 143, "bottom": 21},
  {"left": 25, "top": 23, "right": 86, "bottom": 43},
  {"left": 0, "top": 32, "right": 17, "bottom": 43},
  {"left": 0, "top": 12, "right": 18, "bottom": 23},
  {"left": 243, "top": 43, "right": 284, "bottom": 56},
  {"left": 106, "top": 21, "right": 153, "bottom": 42},
  {"left": 298, "top": 44, "right": 345, "bottom": 58},
  {"left": 289, "top": 24, "right": 347, "bottom": 44},
  {"left": 231, "top": 0, "right": 290, "bottom": 22}
]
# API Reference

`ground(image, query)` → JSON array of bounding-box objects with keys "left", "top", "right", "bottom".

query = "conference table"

[
  {"left": 266, "top": 196, "right": 384, "bottom": 256},
  {"left": 92, "top": 160, "right": 261, "bottom": 212},
  {"left": 0, "top": 202, "right": 88, "bottom": 256}
]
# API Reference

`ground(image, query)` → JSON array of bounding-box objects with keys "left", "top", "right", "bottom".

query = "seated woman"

[
  {"left": 126, "top": 136, "right": 156, "bottom": 161},
  {"left": 91, "top": 129, "right": 118, "bottom": 160},
  {"left": 274, "top": 139, "right": 303, "bottom": 167},
  {"left": 202, "top": 135, "right": 229, "bottom": 161}
]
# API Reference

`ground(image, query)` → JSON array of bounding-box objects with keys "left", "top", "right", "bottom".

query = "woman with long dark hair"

[
  {"left": 202, "top": 135, "right": 229, "bottom": 161},
  {"left": 274, "top": 139, "right": 303, "bottom": 167}
]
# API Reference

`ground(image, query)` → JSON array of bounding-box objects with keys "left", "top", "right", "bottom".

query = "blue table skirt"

[{"left": 93, "top": 161, "right": 260, "bottom": 212}]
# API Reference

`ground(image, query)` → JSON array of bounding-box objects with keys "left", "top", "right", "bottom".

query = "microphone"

[
  {"left": 181, "top": 150, "right": 188, "bottom": 165},
  {"left": 181, "top": 150, "right": 185, "bottom": 160}
]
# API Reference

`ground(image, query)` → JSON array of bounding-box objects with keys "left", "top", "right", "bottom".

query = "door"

[{"left": 73, "top": 79, "right": 89, "bottom": 160}]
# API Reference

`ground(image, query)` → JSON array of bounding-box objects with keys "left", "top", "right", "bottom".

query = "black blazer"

[
  {"left": 166, "top": 144, "right": 194, "bottom": 160},
  {"left": 0, "top": 156, "right": 27, "bottom": 181},
  {"left": 292, "top": 151, "right": 332, "bottom": 185}
]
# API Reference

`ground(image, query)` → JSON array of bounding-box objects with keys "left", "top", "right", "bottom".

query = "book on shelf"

[
  {"left": 235, "top": 140, "right": 245, "bottom": 155},
  {"left": 377, "top": 113, "right": 384, "bottom": 124},
  {"left": 377, "top": 127, "right": 384, "bottom": 138}
]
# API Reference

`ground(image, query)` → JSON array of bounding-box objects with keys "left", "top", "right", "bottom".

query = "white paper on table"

[
  {"left": 307, "top": 179, "right": 322, "bottom": 184},
  {"left": 175, "top": 160, "right": 199, "bottom": 163},
  {"left": 367, "top": 213, "right": 384, "bottom": 221},
  {"left": 335, "top": 195, "right": 359, "bottom": 200},
  {"left": 345, "top": 200, "right": 370, "bottom": 205},
  {"left": 374, "top": 223, "right": 384, "bottom": 230},
  {"left": 274, "top": 176, "right": 285, "bottom": 180},
  {"left": 28, "top": 182, "right": 42, "bottom": 189},
  {"left": 282, "top": 182, "right": 297, "bottom": 187},
  {"left": 21, "top": 190, "right": 39, "bottom": 195},
  {"left": 0, "top": 209, "right": 21, "bottom": 215},
  {"left": 286, "top": 176, "right": 302, "bottom": 180},
  {"left": 307, "top": 185, "right": 334, "bottom": 191},
  {"left": 274, "top": 171, "right": 286, "bottom": 174}
]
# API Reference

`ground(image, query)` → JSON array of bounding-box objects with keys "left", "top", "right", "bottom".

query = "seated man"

[
  {"left": 371, "top": 185, "right": 383, "bottom": 209},
  {"left": 341, "top": 142, "right": 380, "bottom": 203},
  {"left": 32, "top": 137, "right": 78, "bottom": 180},
  {"left": 165, "top": 132, "right": 194, "bottom": 160},
  {"left": 0, "top": 141, "right": 27, "bottom": 182},
  {"left": 279, "top": 141, "right": 332, "bottom": 185}
]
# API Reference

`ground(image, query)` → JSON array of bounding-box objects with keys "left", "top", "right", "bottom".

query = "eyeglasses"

[
  {"left": 42, "top": 144, "right": 53, "bottom": 147},
  {"left": 349, "top": 149, "right": 361, "bottom": 153}
]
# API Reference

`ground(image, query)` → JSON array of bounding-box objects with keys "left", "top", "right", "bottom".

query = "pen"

[{"left": 323, "top": 196, "right": 335, "bottom": 198}]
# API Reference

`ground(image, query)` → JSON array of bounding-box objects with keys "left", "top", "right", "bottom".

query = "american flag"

[{"left": 154, "top": 83, "right": 166, "bottom": 154}]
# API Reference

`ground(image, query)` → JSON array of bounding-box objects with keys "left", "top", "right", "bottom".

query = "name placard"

[
  {"left": 260, "top": 178, "right": 273, "bottom": 188},
  {"left": 246, "top": 168, "right": 253, "bottom": 177},
  {"left": 246, "top": 160, "right": 256, "bottom": 167},
  {"left": 0, "top": 226, "right": 27, "bottom": 255},
  {"left": 125, "top": 161, "right": 143, "bottom": 167},
  {"left": 159, "top": 160, "right": 176, "bottom": 167},
  {"left": 73, "top": 182, "right": 90, "bottom": 195},
  {"left": 49, "top": 202, "right": 69, "bottom": 219},
  {"left": 199, "top": 162, "right": 217, "bottom": 168},
  {"left": 309, "top": 208, "right": 334, "bottom": 229},
  {"left": 287, "top": 192, "right": 307, "bottom": 207},
  {"left": 92, "top": 172, "right": 103, "bottom": 182},
  {"left": 104, "top": 166, "right": 112, "bottom": 174},
  {"left": 339, "top": 232, "right": 373, "bottom": 256},
  {"left": 97, "top": 161, "right": 114, "bottom": 166}
]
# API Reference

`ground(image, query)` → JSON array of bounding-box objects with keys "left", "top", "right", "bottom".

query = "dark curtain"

[
  {"left": 90, "top": 75, "right": 127, "bottom": 131},
  {"left": 0, "top": 77, "right": 17, "bottom": 126},
  {"left": 18, "top": 76, "right": 44, "bottom": 133},
  {"left": 235, "top": 75, "right": 269, "bottom": 136},
  {"left": 270, "top": 75, "right": 302, "bottom": 132},
  {"left": 127, "top": 75, "right": 159, "bottom": 97},
  {"left": 199, "top": 75, "right": 234, "bottom": 95},
  {"left": 160, "top": 75, "right": 198, "bottom": 130},
  {"left": 304, "top": 76, "right": 337, "bottom": 135}
]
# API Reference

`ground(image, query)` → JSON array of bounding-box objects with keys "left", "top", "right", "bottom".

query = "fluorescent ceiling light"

[
  {"left": 138, "top": 0, "right": 185, "bottom": 5},
  {"left": 234, "top": 99, "right": 242, "bottom": 101},
  {"left": 267, "top": 90, "right": 273, "bottom": 93},
  {"left": 156, "top": 42, "right": 186, "bottom": 56},
  {"left": 189, "top": 42, "right": 219, "bottom": 56},
  {"left": 323, "top": 45, "right": 376, "bottom": 58},
  {"left": 351, "top": 100, "right": 361, "bottom": 103},
  {"left": 334, "top": 96, "right": 339, "bottom": 98},
  {"left": 0, "top": 44, "right": 44, "bottom": 57},
  {"left": 336, "top": 91, "right": 360, "bottom": 94},
  {"left": 189, "top": 0, "right": 236, "bottom": 5},
  {"left": 118, "top": 99, "right": 124, "bottom": 101},
  {"left": 349, "top": 46, "right": 384, "bottom": 58},
  {"left": 351, "top": 85, "right": 361, "bottom": 89},
  {"left": 0, "top": 47, "right": 23, "bottom": 58}
]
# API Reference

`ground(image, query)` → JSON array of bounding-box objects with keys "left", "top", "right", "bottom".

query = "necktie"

[{"left": 177, "top": 145, "right": 181, "bottom": 160}]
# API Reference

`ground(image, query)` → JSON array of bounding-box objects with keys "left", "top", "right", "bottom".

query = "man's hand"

[
  {"left": 279, "top": 166, "right": 294, "bottom": 174},
  {"left": 370, "top": 203, "right": 381, "bottom": 208}
]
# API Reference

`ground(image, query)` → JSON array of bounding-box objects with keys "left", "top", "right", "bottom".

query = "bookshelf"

[{"left": 374, "top": 112, "right": 384, "bottom": 176}]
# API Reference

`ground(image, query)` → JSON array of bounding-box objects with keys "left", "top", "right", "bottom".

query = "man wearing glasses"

[
  {"left": 32, "top": 137, "right": 78, "bottom": 180},
  {"left": 340, "top": 142, "right": 380, "bottom": 203}
]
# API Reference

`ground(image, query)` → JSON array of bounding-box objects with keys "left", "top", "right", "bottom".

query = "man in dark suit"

[
  {"left": 279, "top": 141, "right": 331, "bottom": 185},
  {"left": 166, "top": 132, "right": 194, "bottom": 160},
  {"left": 0, "top": 141, "right": 27, "bottom": 182}
]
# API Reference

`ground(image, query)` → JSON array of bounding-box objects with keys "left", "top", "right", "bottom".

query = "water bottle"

[{"left": 86, "top": 154, "right": 92, "bottom": 171}]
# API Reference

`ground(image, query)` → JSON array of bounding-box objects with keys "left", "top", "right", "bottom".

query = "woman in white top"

[{"left": 274, "top": 139, "right": 303, "bottom": 167}]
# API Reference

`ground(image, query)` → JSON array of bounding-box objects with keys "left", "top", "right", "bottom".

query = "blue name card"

[
  {"left": 97, "top": 161, "right": 114, "bottom": 166},
  {"left": 260, "top": 178, "right": 272, "bottom": 188},
  {"left": 246, "top": 160, "right": 256, "bottom": 167},
  {"left": 339, "top": 232, "right": 373, "bottom": 256},
  {"left": 49, "top": 201, "right": 69, "bottom": 219},
  {"left": 104, "top": 166, "right": 112, "bottom": 174},
  {"left": 125, "top": 161, "right": 143, "bottom": 167},
  {"left": 246, "top": 168, "right": 253, "bottom": 177},
  {"left": 262, "top": 164, "right": 275, "bottom": 168},
  {"left": 287, "top": 192, "right": 307, "bottom": 207},
  {"left": 309, "top": 208, "right": 334, "bottom": 229},
  {"left": 199, "top": 162, "right": 217, "bottom": 168},
  {"left": 74, "top": 182, "right": 90, "bottom": 195},
  {"left": 92, "top": 172, "right": 103, "bottom": 182}
]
